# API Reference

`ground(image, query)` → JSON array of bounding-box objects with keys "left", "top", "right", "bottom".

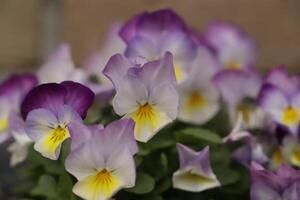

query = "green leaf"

[
  {"left": 57, "top": 172, "right": 74, "bottom": 199},
  {"left": 125, "top": 172, "right": 155, "bottom": 194},
  {"left": 175, "top": 128, "right": 222, "bottom": 144},
  {"left": 31, "top": 175, "right": 58, "bottom": 198},
  {"left": 215, "top": 168, "right": 240, "bottom": 186}
]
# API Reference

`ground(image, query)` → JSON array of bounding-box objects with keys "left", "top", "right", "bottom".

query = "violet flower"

[
  {"left": 173, "top": 144, "right": 220, "bottom": 192},
  {"left": 21, "top": 81, "right": 94, "bottom": 160},
  {"left": 65, "top": 119, "right": 137, "bottom": 200},
  {"left": 103, "top": 53, "right": 179, "bottom": 142}
]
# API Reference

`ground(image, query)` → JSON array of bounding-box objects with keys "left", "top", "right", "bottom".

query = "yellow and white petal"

[
  {"left": 173, "top": 169, "right": 220, "bottom": 192},
  {"left": 8, "top": 142, "right": 30, "bottom": 167},
  {"left": 127, "top": 103, "right": 172, "bottom": 142},
  {"left": 179, "top": 90, "right": 219, "bottom": 124},
  {"left": 34, "top": 126, "right": 70, "bottom": 160},
  {"left": 73, "top": 170, "right": 123, "bottom": 200},
  {"left": 282, "top": 136, "right": 300, "bottom": 167}
]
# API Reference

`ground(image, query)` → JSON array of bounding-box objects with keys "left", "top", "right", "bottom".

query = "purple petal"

[
  {"left": 60, "top": 81, "right": 95, "bottom": 119},
  {"left": 265, "top": 65, "right": 300, "bottom": 96},
  {"left": 0, "top": 74, "right": 38, "bottom": 106},
  {"left": 120, "top": 9, "right": 187, "bottom": 42},
  {"left": 102, "top": 54, "right": 135, "bottom": 88},
  {"left": 21, "top": 83, "right": 66, "bottom": 119},
  {"left": 213, "top": 69, "right": 262, "bottom": 105},
  {"left": 102, "top": 119, "right": 138, "bottom": 155}
]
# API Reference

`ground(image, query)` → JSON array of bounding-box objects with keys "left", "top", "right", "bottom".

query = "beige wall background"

[{"left": 1, "top": 0, "right": 300, "bottom": 74}]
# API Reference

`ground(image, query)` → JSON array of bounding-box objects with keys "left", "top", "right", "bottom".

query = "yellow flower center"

[
  {"left": 226, "top": 61, "right": 242, "bottom": 70},
  {"left": 135, "top": 103, "right": 155, "bottom": 121},
  {"left": 291, "top": 149, "right": 300, "bottom": 167},
  {"left": 237, "top": 104, "right": 251, "bottom": 124},
  {"left": 43, "top": 125, "right": 70, "bottom": 153},
  {"left": 74, "top": 169, "right": 122, "bottom": 200},
  {"left": 95, "top": 169, "right": 114, "bottom": 186},
  {"left": 281, "top": 106, "right": 300, "bottom": 126},
  {"left": 186, "top": 91, "right": 206, "bottom": 110},
  {"left": 0, "top": 117, "right": 8, "bottom": 132},
  {"left": 271, "top": 148, "right": 284, "bottom": 165},
  {"left": 174, "top": 63, "right": 185, "bottom": 83}
]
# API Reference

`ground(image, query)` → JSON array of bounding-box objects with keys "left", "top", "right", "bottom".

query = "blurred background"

[{"left": 0, "top": 0, "right": 300, "bottom": 75}]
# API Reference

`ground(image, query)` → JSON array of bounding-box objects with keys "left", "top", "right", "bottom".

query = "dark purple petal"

[
  {"left": 61, "top": 81, "right": 95, "bottom": 119},
  {"left": 0, "top": 74, "right": 38, "bottom": 103},
  {"left": 21, "top": 83, "right": 66, "bottom": 119},
  {"left": 120, "top": 9, "right": 187, "bottom": 43}
]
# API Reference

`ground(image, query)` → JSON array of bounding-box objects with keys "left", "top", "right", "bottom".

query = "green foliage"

[{"left": 8, "top": 107, "right": 250, "bottom": 200}]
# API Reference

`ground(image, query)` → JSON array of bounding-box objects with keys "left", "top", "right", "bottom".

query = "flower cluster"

[{"left": 1, "top": 8, "right": 300, "bottom": 200}]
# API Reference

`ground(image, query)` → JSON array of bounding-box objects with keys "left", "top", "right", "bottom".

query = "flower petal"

[{"left": 61, "top": 81, "right": 95, "bottom": 119}]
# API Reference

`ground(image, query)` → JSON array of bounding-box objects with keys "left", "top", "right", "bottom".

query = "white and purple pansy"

[
  {"left": 37, "top": 44, "right": 87, "bottom": 84},
  {"left": 204, "top": 21, "right": 257, "bottom": 70},
  {"left": 21, "top": 81, "right": 95, "bottom": 160},
  {"left": 0, "top": 74, "right": 37, "bottom": 143},
  {"left": 65, "top": 119, "right": 137, "bottom": 200},
  {"left": 120, "top": 9, "right": 197, "bottom": 83},
  {"left": 172, "top": 144, "right": 220, "bottom": 192},
  {"left": 213, "top": 69, "right": 265, "bottom": 128},
  {"left": 250, "top": 162, "right": 300, "bottom": 200},
  {"left": 177, "top": 46, "right": 220, "bottom": 124},
  {"left": 103, "top": 52, "right": 179, "bottom": 142},
  {"left": 258, "top": 66, "right": 300, "bottom": 135}
]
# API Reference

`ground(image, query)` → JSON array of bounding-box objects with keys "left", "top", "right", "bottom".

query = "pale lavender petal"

[
  {"left": 124, "top": 36, "right": 157, "bottom": 59},
  {"left": 265, "top": 65, "right": 300, "bottom": 96},
  {"left": 65, "top": 138, "right": 105, "bottom": 180},
  {"left": 102, "top": 54, "right": 135, "bottom": 88},
  {"left": 112, "top": 75, "right": 148, "bottom": 116},
  {"left": 25, "top": 108, "right": 58, "bottom": 141},
  {"left": 149, "top": 83, "right": 179, "bottom": 120},
  {"left": 213, "top": 69, "right": 262, "bottom": 106},
  {"left": 103, "top": 119, "right": 138, "bottom": 155},
  {"left": 258, "top": 84, "right": 289, "bottom": 122}
]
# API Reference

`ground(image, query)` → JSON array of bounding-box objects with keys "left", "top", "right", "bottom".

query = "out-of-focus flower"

[
  {"left": 0, "top": 74, "right": 37, "bottom": 143},
  {"left": 214, "top": 69, "right": 265, "bottom": 129},
  {"left": 120, "top": 9, "right": 196, "bottom": 83},
  {"left": 259, "top": 67, "right": 300, "bottom": 135},
  {"left": 84, "top": 23, "right": 125, "bottom": 104},
  {"left": 173, "top": 144, "right": 220, "bottom": 192},
  {"left": 7, "top": 112, "right": 31, "bottom": 166},
  {"left": 204, "top": 22, "right": 257, "bottom": 70},
  {"left": 65, "top": 119, "right": 137, "bottom": 200},
  {"left": 250, "top": 162, "right": 300, "bottom": 200},
  {"left": 103, "top": 53, "right": 179, "bottom": 142},
  {"left": 177, "top": 46, "right": 220, "bottom": 124},
  {"left": 21, "top": 81, "right": 95, "bottom": 160},
  {"left": 37, "top": 44, "right": 87, "bottom": 84},
  {"left": 282, "top": 136, "right": 300, "bottom": 168},
  {"left": 223, "top": 114, "right": 269, "bottom": 167}
]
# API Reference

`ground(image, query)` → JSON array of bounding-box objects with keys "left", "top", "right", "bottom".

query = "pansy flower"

[
  {"left": 223, "top": 114, "right": 269, "bottom": 167},
  {"left": 177, "top": 46, "right": 220, "bottom": 124},
  {"left": 120, "top": 9, "right": 196, "bottom": 83},
  {"left": 65, "top": 119, "right": 137, "bottom": 200},
  {"left": 213, "top": 69, "right": 265, "bottom": 128},
  {"left": 103, "top": 52, "right": 179, "bottom": 142},
  {"left": 37, "top": 44, "right": 87, "bottom": 84},
  {"left": 251, "top": 162, "right": 300, "bottom": 200},
  {"left": 7, "top": 112, "right": 31, "bottom": 166},
  {"left": 204, "top": 22, "right": 257, "bottom": 70},
  {"left": 258, "top": 66, "right": 300, "bottom": 135},
  {"left": 0, "top": 74, "right": 37, "bottom": 143},
  {"left": 21, "top": 81, "right": 94, "bottom": 160},
  {"left": 173, "top": 144, "right": 220, "bottom": 192}
]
